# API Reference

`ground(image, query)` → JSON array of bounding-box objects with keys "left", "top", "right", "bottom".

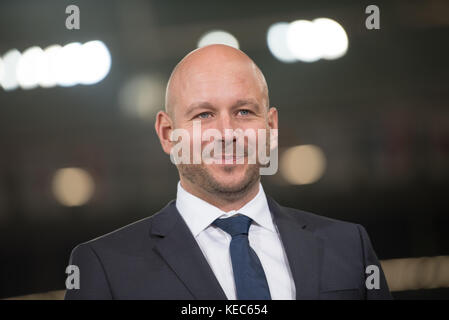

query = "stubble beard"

[
  {"left": 175, "top": 124, "right": 272, "bottom": 201},
  {"left": 177, "top": 163, "right": 260, "bottom": 202}
]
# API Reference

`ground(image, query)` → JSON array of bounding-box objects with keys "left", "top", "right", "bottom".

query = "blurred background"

[{"left": 1, "top": 0, "right": 448, "bottom": 299}]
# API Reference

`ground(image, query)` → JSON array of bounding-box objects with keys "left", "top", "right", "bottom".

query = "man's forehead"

[
  {"left": 165, "top": 44, "right": 268, "bottom": 116},
  {"left": 175, "top": 53, "right": 257, "bottom": 83},
  {"left": 174, "top": 64, "right": 265, "bottom": 110},
  {"left": 178, "top": 64, "right": 260, "bottom": 91},
  {"left": 178, "top": 44, "right": 252, "bottom": 67}
]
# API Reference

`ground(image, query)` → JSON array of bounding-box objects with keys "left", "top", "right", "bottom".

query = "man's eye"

[
  {"left": 238, "top": 109, "right": 250, "bottom": 116},
  {"left": 197, "top": 112, "right": 211, "bottom": 119}
]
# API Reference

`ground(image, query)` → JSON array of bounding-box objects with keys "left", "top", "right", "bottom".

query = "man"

[{"left": 65, "top": 44, "right": 392, "bottom": 300}]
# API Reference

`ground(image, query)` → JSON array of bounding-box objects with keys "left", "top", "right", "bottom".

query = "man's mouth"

[{"left": 211, "top": 153, "right": 245, "bottom": 163}]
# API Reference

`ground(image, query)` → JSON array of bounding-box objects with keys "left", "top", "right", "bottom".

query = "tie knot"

[{"left": 212, "top": 215, "right": 252, "bottom": 237}]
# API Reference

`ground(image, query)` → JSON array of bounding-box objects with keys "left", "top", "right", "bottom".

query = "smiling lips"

[{"left": 211, "top": 154, "right": 245, "bottom": 164}]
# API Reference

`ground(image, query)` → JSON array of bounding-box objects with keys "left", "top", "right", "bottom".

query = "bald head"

[{"left": 165, "top": 44, "right": 269, "bottom": 120}]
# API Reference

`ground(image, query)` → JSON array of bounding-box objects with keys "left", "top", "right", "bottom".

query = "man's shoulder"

[
  {"left": 274, "top": 202, "right": 369, "bottom": 259},
  {"left": 72, "top": 198, "right": 365, "bottom": 254},
  {"left": 276, "top": 202, "right": 363, "bottom": 239},
  {"left": 279, "top": 203, "right": 356, "bottom": 225},
  {"left": 71, "top": 200, "right": 175, "bottom": 256}
]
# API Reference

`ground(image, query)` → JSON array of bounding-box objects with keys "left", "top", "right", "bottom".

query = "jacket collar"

[
  {"left": 175, "top": 182, "right": 277, "bottom": 237},
  {"left": 150, "top": 200, "right": 228, "bottom": 299},
  {"left": 149, "top": 197, "right": 323, "bottom": 300},
  {"left": 266, "top": 196, "right": 323, "bottom": 299}
]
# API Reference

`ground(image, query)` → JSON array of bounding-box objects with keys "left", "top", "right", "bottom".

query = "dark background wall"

[{"left": 0, "top": 0, "right": 448, "bottom": 299}]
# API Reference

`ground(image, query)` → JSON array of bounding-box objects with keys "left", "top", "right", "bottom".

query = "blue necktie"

[{"left": 213, "top": 215, "right": 271, "bottom": 300}]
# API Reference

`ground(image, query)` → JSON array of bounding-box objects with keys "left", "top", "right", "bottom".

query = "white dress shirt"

[{"left": 175, "top": 181, "right": 296, "bottom": 300}]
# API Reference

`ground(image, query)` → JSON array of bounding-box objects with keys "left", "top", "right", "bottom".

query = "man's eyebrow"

[
  {"left": 232, "top": 99, "right": 261, "bottom": 111},
  {"left": 184, "top": 101, "right": 215, "bottom": 116}
]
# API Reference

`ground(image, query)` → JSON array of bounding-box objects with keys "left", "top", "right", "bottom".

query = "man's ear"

[
  {"left": 267, "top": 107, "right": 278, "bottom": 130},
  {"left": 155, "top": 111, "right": 174, "bottom": 155}
]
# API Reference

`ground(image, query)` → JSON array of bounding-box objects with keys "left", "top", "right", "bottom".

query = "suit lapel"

[
  {"left": 267, "top": 197, "right": 324, "bottom": 299},
  {"left": 149, "top": 201, "right": 228, "bottom": 300}
]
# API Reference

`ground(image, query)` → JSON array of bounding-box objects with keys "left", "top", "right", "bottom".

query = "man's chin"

[
  {"left": 208, "top": 162, "right": 247, "bottom": 177},
  {"left": 205, "top": 164, "right": 257, "bottom": 192}
]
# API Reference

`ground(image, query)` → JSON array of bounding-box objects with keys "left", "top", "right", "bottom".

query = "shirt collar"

[{"left": 175, "top": 181, "right": 276, "bottom": 237}]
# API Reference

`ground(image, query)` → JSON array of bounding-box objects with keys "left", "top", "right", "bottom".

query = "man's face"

[{"left": 159, "top": 50, "right": 277, "bottom": 196}]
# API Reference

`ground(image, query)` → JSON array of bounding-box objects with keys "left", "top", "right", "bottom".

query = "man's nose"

[
  {"left": 215, "top": 114, "right": 237, "bottom": 143},
  {"left": 215, "top": 113, "right": 235, "bottom": 132}
]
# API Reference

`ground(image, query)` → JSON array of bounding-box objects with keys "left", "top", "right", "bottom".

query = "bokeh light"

[
  {"left": 287, "top": 20, "right": 322, "bottom": 63},
  {"left": 313, "top": 18, "right": 349, "bottom": 60},
  {"left": 39, "top": 45, "right": 62, "bottom": 88},
  {"left": 267, "top": 22, "right": 297, "bottom": 63},
  {"left": 52, "top": 168, "right": 95, "bottom": 207},
  {"left": 16, "top": 46, "right": 45, "bottom": 90},
  {"left": 55, "top": 42, "right": 83, "bottom": 87},
  {"left": 280, "top": 144, "right": 327, "bottom": 185},
  {"left": 0, "top": 40, "right": 111, "bottom": 90},
  {"left": 78, "top": 40, "right": 112, "bottom": 85},
  {"left": 197, "top": 30, "right": 239, "bottom": 49},
  {"left": 118, "top": 74, "right": 165, "bottom": 121},
  {"left": 1, "top": 49, "right": 21, "bottom": 91},
  {"left": 268, "top": 18, "right": 348, "bottom": 63}
]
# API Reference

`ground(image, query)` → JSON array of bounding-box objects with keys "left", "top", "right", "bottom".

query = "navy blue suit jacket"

[{"left": 64, "top": 197, "right": 392, "bottom": 300}]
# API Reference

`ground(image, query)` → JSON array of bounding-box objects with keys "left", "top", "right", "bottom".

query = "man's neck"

[{"left": 179, "top": 178, "right": 260, "bottom": 212}]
